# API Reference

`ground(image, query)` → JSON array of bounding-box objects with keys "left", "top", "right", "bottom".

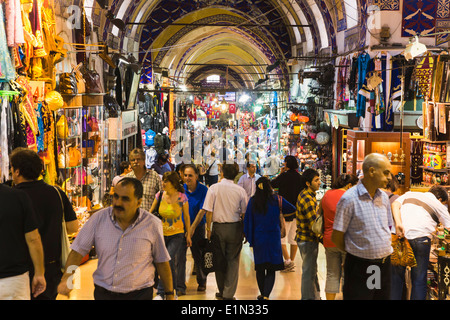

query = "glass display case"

[
  {"left": 346, "top": 130, "right": 411, "bottom": 192},
  {"left": 58, "top": 94, "right": 108, "bottom": 231}
]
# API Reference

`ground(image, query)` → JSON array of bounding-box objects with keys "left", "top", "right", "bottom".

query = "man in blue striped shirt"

[{"left": 332, "top": 153, "right": 393, "bottom": 300}]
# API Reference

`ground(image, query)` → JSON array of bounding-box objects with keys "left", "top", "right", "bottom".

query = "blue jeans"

[
  {"left": 297, "top": 241, "right": 320, "bottom": 300},
  {"left": 157, "top": 233, "right": 185, "bottom": 297},
  {"left": 391, "top": 236, "right": 431, "bottom": 300}
]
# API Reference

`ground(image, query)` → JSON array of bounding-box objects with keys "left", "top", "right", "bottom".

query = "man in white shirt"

[
  {"left": 203, "top": 163, "right": 248, "bottom": 300},
  {"left": 237, "top": 162, "right": 261, "bottom": 199},
  {"left": 391, "top": 185, "right": 450, "bottom": 300}
]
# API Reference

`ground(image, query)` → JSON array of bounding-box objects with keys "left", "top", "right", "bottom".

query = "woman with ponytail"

[{"left": 243, "top": 177, "right": 296, "bottom": 300}]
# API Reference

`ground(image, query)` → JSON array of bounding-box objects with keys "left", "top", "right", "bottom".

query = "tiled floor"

[{"left": 57, "top": 242, "right": 342, "bottom": 300}]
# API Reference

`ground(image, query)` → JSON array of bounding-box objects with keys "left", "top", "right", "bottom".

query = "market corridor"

[{"left": 57, "top": 242, "right": 339, "bottom": 300}]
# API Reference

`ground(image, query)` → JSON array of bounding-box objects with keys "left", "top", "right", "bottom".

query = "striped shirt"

[
  {"left": 71, "top": 207, "right": 170, "bottom": 293},
  {"left": 125, "top": 169, "right": 162, "bottom": 212},
  {"left": 333, "top": 182, "right": 393, "bottom": 259},
  {"left": 295, "top": 188, "right": 319, "bottom": 242}
]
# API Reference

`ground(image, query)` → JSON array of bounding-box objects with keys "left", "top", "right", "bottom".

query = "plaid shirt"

[
  {"left": 125, "top": 170, "right": 162, "bottom": 212},
  {"left": 295, "top": 188, "right": 319, "bottom": 242}
]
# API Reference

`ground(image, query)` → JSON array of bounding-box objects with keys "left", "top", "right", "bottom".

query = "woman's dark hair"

[
  {"left": 162, "top": 171, "right": 185, "bottom": 193},
  {"left": 252, "top": 177, "right": 275, "bottom": 215},
  {"left": 116, "top": 177, "right": 144, "bottom": 199},
  {"left": 9, "top": 148, "right": 43, "bottom": 180},
  {"left": 284, "top": 155, "right": 299, "bottom": 170},
  {"left": 331, "top": 173, "right": 359, "bottom": 189},
  {"left": 119, "top": 161, "right": 130, "bottom": 174}
]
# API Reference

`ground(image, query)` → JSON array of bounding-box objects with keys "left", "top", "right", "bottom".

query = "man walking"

[
  {"left": 57, "top": 178, "right": 174, "bottom": 300},
  {"left": 0, "top": 184, "right": 46, "bottom": 299},
  {"left": 295, "top": 168, "right": 321, "bottom": 300},
  {"left": 237, "top": 162, "right": 261, "bottom": 199},
  {"left": 391, "top": 185, "right": 450, "bottom": 300},
  {"left": 332, "top": 153, "right": 394, "bottom": 300},
  {"left": 10, "top": 148, "right": 79, "bottom": 299},
  {"left": 203, "top": 163, "right": 248, "bottom": 300},
  {"left": 125, "top": 148, "right": 162, "bottom": 212}
]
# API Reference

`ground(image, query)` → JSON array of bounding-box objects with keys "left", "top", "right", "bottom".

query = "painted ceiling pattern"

[{"left": 99, "top": 0, "right": 368, "bottom": 89}]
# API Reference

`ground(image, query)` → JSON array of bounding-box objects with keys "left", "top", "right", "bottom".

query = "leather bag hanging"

[
  {"left": 391, "top": 234, "right": 417, "bottom": 267},
  {"left": 59, "top": 73, "right": 78, "bottom": 95}
]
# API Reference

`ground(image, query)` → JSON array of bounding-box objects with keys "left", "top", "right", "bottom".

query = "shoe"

[
  {"left": 215, "top": 292, "right": 223, "bottom": 300},
  {"left": 177, "top": 291, "right": 186, "bottom": 296},
  {"left": 281, "top": 264, "right": 295, "bottom": 273},
  {"left": 153, "top": 294, "right": 164, "bottom": 300},
  {"left": 197, "top": 285, "right": 206, "bottom": 292}
]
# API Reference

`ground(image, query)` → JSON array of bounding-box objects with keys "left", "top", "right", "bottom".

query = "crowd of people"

[{"left": 2, "top": 145, "right": 450, "bottom": 301}]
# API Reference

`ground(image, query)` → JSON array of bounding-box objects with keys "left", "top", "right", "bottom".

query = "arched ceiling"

[{"left": 98, "top": 0, "right": 363, "bottom": 91}]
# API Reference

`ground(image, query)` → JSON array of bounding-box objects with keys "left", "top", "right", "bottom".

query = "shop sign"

[{"left": 29, "top": 81, "right": 45, "bottom": 102}]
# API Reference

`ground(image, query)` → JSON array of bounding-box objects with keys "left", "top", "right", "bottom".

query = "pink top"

[{"left": 322, "top": 189, "right": 346, "bottom": 248}]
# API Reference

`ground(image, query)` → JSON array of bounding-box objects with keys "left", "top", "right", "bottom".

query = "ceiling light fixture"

[{"left": 403, "top": 36, "right": 427, "bottom": 61}]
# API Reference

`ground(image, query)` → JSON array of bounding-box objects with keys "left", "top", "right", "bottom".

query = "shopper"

[
  {"left": 332, "top": 153, "right": 394, "bottom": 300},
  {"left": 270, "top": 155, "right": 304, "bottom": 272},
  {"left": 205, "top": 150, "right": 219, "bottom": 187},
  {"left": 203, "top": 163, "right": 248, "bottom": 300},
  {"left": 321, "top": 173, "right": 358, "bottom": 300},
  {"left": 151, "top": 171, "right": 191, "bottom": 299},
  {"left": 125, "top": 148, "right": 162, "bottom": 212},
  {"left": 151, "top": 151, "right": 175, "bottom": 176},
  {"left": 182, "top": 164, "right": 209, "bottom": 292},
  {"left": 391, "top": 185, "right": 450, "bottom": 300},
  {"left": 110, "top": 161, "right": 131, "bottom": 195},
  {"left": 244, "top": 177, "right": 295, "bottom": 300},
  {"left": 295, "top": 168, "right": 322, "bottom": 300},
  {"left": 237, "top": 162, "right": 261, "bottom": 199},
  {"left": 0, "top": 184, "right": 46, "bottom": 300},
  {"left": 382, "top": 172, "right": 400, "bottom": 204},
  {"left": 10, "top": 148, "right": 79, "bottom": 300},
  {"left": 57, "top": 178, "right": 174, "bottom": 300}
]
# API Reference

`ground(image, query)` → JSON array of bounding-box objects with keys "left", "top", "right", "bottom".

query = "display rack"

[
  {"left": 428, "top": 230, "right": 450, "bottom": 300},
  {"left": 346, "top": 130, "right": 411, "bottom": 191},
  {"left": 58, "top": 94, "right": 107, "bottom": 233}
]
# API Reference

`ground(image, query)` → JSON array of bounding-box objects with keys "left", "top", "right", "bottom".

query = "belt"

[{"left": 349, "top": 253, "right": 390, "bottom": 264}]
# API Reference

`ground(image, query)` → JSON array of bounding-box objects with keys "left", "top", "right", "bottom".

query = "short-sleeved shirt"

[
  {"left": 321, "top": 189, "right": 346, "bottom": 248},
  {"left": 15, "top": 180, "right": 77, "bottom": 264},
  {"left": 71, "top": 207, "right": 170, "bottom": 293},
  {"left": 0, "top": 184, "right": 39, "bottom": 279},
  {"left": 334, "top": 182, "right": 394, "bottom": 259},
  {"left": 184, "top": 182, "right": 208, "bottom": 227},
  {"left": 125, "top": 169, "right": 161, "bottom": 212},
  {"left": 156, "top": 191, "right": 188, "bottom": 236},
  {"left": 202, "top": 178, "right": 248, "bottom": 223}
]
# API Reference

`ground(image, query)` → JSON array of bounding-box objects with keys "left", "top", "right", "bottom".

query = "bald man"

[{"left": 332, "top": 153, "right": 394, "bottom": 300}]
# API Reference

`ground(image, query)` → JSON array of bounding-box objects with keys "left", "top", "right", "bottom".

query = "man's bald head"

[{"left": 362, "top": 153, "right": 390, "bottom": 174}]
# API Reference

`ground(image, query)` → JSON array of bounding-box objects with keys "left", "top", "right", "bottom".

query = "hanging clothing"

[
  {"left": 356, "top": 52, "right": 371, "bottom": 119},
  {"left": 0, "top": 4, "right": 16, "bottom": 81},
  {"left": 5, "top": 0, "right": 25, "bottom": 47},
  {"left": 0, "top": 97, "right": 10, "bottom": 181}
]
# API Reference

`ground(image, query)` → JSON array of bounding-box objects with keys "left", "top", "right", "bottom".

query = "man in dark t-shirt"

[
  {"left": 0, "top": 184, "right": 46, "bottom": 299},
  {"left": 10, "top": 148, "right": 78, "bottom": 300}
]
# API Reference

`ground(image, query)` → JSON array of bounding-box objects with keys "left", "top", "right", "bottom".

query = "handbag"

[
  {"left": 312, "top": 200, "right": 324, "bottom": 236},
  {"left": 81, "top": 67, "right": 103, "bottom": 94},
  {"left": 54, "top": 186, "right": 71, "bottom": 273},
  {"left": 59, "top": 73, "right": 78, "bottom": 95},
  {"left": 391, "top": 234, "right": 417, "bottom": 267}
]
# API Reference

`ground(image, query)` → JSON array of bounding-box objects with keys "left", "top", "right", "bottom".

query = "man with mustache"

[{"left": 57, "top": 178, "right": 174, "bottom": 300}]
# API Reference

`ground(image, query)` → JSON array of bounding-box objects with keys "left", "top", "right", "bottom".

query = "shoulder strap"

[
  {"left": 53, "top": 186, "right": 65, "bottom": 222},
  {"left": 402, "top": 198, "right": 440, "bottom": 224}
]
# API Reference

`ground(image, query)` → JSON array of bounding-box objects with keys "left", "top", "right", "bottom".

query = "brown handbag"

[
  {"left": 81, "top": 68, "right": 103, "bottom": 93},
  {"left": 391, "top": 234, "right": 417, "bottom": 267}
]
